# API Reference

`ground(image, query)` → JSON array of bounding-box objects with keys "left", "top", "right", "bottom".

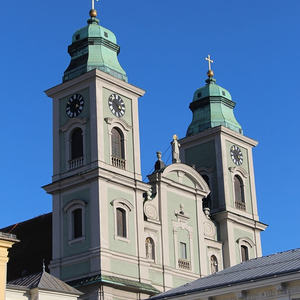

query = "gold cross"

[{"left": 205, "top": 55, "right": 214, "bottom": 70}]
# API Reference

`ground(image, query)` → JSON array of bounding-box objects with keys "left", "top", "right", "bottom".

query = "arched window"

[
  {"left": 116, "top": 208, "right": 127, "bottom": 238},
  {"left": 210, "top": 255, "right": 218, "bottom": 273},
  {"left": 71, "top": 128, "right": 83, "bottom": 160},
  {"left": 72, "top": 208, "right": 82, "bottom": 239},
  {"left": 202, "top": 174, "right": 211, "bottom": 209},
  {"left": 145, "top": 237, "right": 155, "bottom": 260},
  {"left": 111, "top": 127, "right": 125, "bottom": 169},
  {"left": 234, "top": 175, "right": 245, "bottom": 210},
  {"left": 111, "top": 128, "right": 124, "bottom": 159},
  {"left": 241, "top": 245, "right": 249, "bottom": 262}
]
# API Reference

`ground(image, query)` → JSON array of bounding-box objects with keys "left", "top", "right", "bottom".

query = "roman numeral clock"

[
  {"left": 66, "top": 93, "right": 85, "bottom": 118},
  {"left": 108, "top": 93, "right": 125, "bottom": 118},
  {"left": 230, "top": 145, "right": 243, "bottom": 166}
]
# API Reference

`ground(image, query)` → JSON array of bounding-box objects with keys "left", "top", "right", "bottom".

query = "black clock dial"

[
  {"left": 230, "top": 145, "right": 243, "bottom": 166},
  {"left": 66, "top": 94, "right": 84, "bottom": 118},
  {"left": 108, "top": 93, "right": 125, "bottom": 118}
]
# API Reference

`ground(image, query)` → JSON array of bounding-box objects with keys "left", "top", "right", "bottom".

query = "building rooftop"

[
  {"left": 8, "top": 270, "right": 82, "bottom": 295},
  {"left": 150, "top": 248, "right": 300, "bottom": 299}
]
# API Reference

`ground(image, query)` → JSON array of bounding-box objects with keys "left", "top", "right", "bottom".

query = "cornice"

[
  {"left": 180, "top": 126, "right": 258, "bottom": 148},
  {"left": 43, "top": 166, "right": 150, "bottom": 194},
  {"left": 213, "top": 210, "right": 268, "bottom": 230},
  {"left": 45, "top": 69, "right": 145, "bottom": 99}
]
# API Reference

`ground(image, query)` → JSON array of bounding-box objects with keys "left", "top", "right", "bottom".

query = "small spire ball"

[
  {"left": 207, "top": 69, "right": 214, "bottom": 78},
  {"left": 89, "top": 9, "right": 97, "bottom": 17}
]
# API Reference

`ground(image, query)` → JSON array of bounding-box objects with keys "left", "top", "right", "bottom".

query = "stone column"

[{"left": 0, "top": 233, "right": 18, "bottom": 300}]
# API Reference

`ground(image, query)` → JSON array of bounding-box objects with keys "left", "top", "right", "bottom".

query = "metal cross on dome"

[
  {"left": 205, "top": 55, "right": 214, "bottom": 70},
  {"left": 91, "top": 0, "right": 100, "bottom": 10}
]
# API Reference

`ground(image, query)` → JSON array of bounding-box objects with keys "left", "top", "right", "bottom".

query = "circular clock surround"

[
  {"left": 66, "top": 93, "right": 84, "bottom": 118},
  {"left": 108, "top": 93, "right": 125, "bottom": 118},
  {"left": 230, "top": 145, "right": 243, "bottom": 166}
]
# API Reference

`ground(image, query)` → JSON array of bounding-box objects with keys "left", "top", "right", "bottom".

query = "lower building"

[{"left": 150, "top": 248, "right": 300, "bottom": 300}]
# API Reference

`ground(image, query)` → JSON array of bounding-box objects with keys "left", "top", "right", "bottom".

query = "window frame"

[
  {"left": 60, "top": 118, "right": 87, "bottom": 171},
  {"left": 236, "top": 237, "right": 255, "bottom": 263},
  {"left": 228, "top": 166, "right": 248, "bottom": 211},
  {"left": 70, "top": 127, "right": 84, "bottom": 160},
  {"left": 104, "top": 117, "right": 131, "bottom": 170},
  {"left": 111, "top": 198, "right": 133, "bottom": 242},
  {"left": 64, "top": 199, "right": 87, "bottom": 244}
]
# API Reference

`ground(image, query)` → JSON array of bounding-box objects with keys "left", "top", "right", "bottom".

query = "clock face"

[
  {"left": 66, "top": 94, "right": 84, "bottom": 118},
  {"left": 108, "top": 93, "right": 125, "bottom": 118},
  {"left": 230, "top": 145, "right": 243, "bottom": 166}
]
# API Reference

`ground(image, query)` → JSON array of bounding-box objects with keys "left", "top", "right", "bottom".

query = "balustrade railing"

[
  {"left": 69, "top": 157, "right": 84, "bottom": 170},
  {"left": 111, "top": 156, "right": 126, "bottom": 170},
  {"left": 178, "top": 259, "right": 191, "bottom": 270},
  {"left": 235, "top": 201, "right": 246, "bottom": 210}
]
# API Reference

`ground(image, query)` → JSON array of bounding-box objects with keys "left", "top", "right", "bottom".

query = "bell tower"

[
  {"left": 180, "top": 57, "right": 267, "bottom": 268},
  {"left": 43, "top": 7, "right": 155, "bottom": 299}
]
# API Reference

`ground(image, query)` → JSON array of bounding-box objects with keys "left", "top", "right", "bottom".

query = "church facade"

[{"left": 41, "top": 7, "right": 267, "bottom": 300}]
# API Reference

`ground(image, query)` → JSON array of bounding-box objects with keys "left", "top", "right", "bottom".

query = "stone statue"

[
  {"left": 172, "top": 134, "right": 181, "bottom": 163},
  {"left": 145, "top": 187, "right": 152, "bottom": 201}
]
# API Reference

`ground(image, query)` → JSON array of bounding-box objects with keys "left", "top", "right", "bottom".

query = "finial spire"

[
  {"left": 89, "top": 0, "right": 99, "bottom": 18},
  {"left": 42, "top": 259, "right": 46, "bottom": 272},
  {"left": 205, "top": 54, "right": 214, "bottom": 78}
]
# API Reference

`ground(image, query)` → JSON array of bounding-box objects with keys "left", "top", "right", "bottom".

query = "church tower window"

[
  {"left": 69, "top": 127, "right": 84, "bottom": 169},
  {"left": 210, "top": 255, "right": 218, "bottom": 273},
  {"left": 72, "top": 208, "right": 82, "bottom": 239},
  {"left": 116, "top": 208, "right": 127, "bottom": 238},
  {"left": 234, "top": 175, "right": 245, "bottom": 210},
  {"left": 71, "top": 128, "right": 83, "bottom": 159},
  {"left": 241, "top": 245, "right": 249, "bottom": 262},
  {"left": 111, "top": 127, "right": 125, "bottom": 169},
  {"left": 180, "top": 242, "right": 187, "bottom": 260},
  {"left": 145, "top": 237, "right": 155, "bottom": 260}
]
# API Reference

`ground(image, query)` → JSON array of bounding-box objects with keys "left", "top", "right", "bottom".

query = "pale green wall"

[
  {"left": 62, "top": 188, "right": 91, "bottom": 257},
  {"left": 102, "top": 88, "right": 134, "bottom": 172},
  {"left": 107, "top": 187, "right": 137, "bottom": 257},
  {"left": 172, "top": 275, "right": 191, "bottom": 287},
  {"left": 225, "top": 141, "right": 253, "bottom": 213},
  {"left": 149, "top": 269, "right": 164, "bottom": 286},
  {"left": 167, "top": 191, "right": 200, "bottom": 274},
  {"left": 110, "top": 258, "right": 139, "bottom": 278},
  {"left": 165, "top": 173, "right": 195, "bottom": 189},
  {"left": 61, "top": 261, "right": 90, "bottom": 280},
  {"left": 184, "top": 141, "right": 219, "bottom": 209},
  {"left": 234, "top": 228, "right": 255, "bottom": 264},
  {"left": 59, "top": 88, "right": 91, "bottom": 173}
]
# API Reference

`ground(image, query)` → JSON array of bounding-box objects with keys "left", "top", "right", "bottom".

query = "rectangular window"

[
  {"left": 180, "top": 242, "right": 187, "bottom": 259},
  {"left": 72, "top": 209, "right": 82, "bottom": 239},
  {"left": 117, "top": 208, "right": 127, "bottom": 238}
]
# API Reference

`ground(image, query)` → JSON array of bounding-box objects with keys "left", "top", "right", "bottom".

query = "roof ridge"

[{"left": 206, "top": 248, "right": 300, "bottom": 278}]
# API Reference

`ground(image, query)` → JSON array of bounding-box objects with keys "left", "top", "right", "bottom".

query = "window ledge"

[
  {"left": 114, "top": 235, "right": 130, "bottom": 243},
  {"left": 68, "top": 236, "right": 86, "bottom": 245}
]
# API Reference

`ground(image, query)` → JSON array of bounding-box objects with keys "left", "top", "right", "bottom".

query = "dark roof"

[
  {"left": 1, "top": 213, "right": 52, "bottom": 281},
  {"left": 150, "top": 248, "right": 300, "bottom": 299},
  {"left": 8, "top": 271, "right": 82, "bottom": 295},
  {"left": 68, "top": 274, "right": 160, "bottom": 295}
]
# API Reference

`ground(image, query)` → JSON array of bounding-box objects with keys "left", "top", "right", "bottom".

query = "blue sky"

[{"left": 0, "top": 0, "right": 299, "bottom": 256}]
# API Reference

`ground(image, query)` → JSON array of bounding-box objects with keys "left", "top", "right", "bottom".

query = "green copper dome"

[
  {"left": 192, "top": 80, "right": 232, "bottom": 102},
  {"left": 186, "top": 77, "right": 242, "bottom": 136},
  {"left": 63, "top": 16, "right": 127, "bottom": 82}
]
